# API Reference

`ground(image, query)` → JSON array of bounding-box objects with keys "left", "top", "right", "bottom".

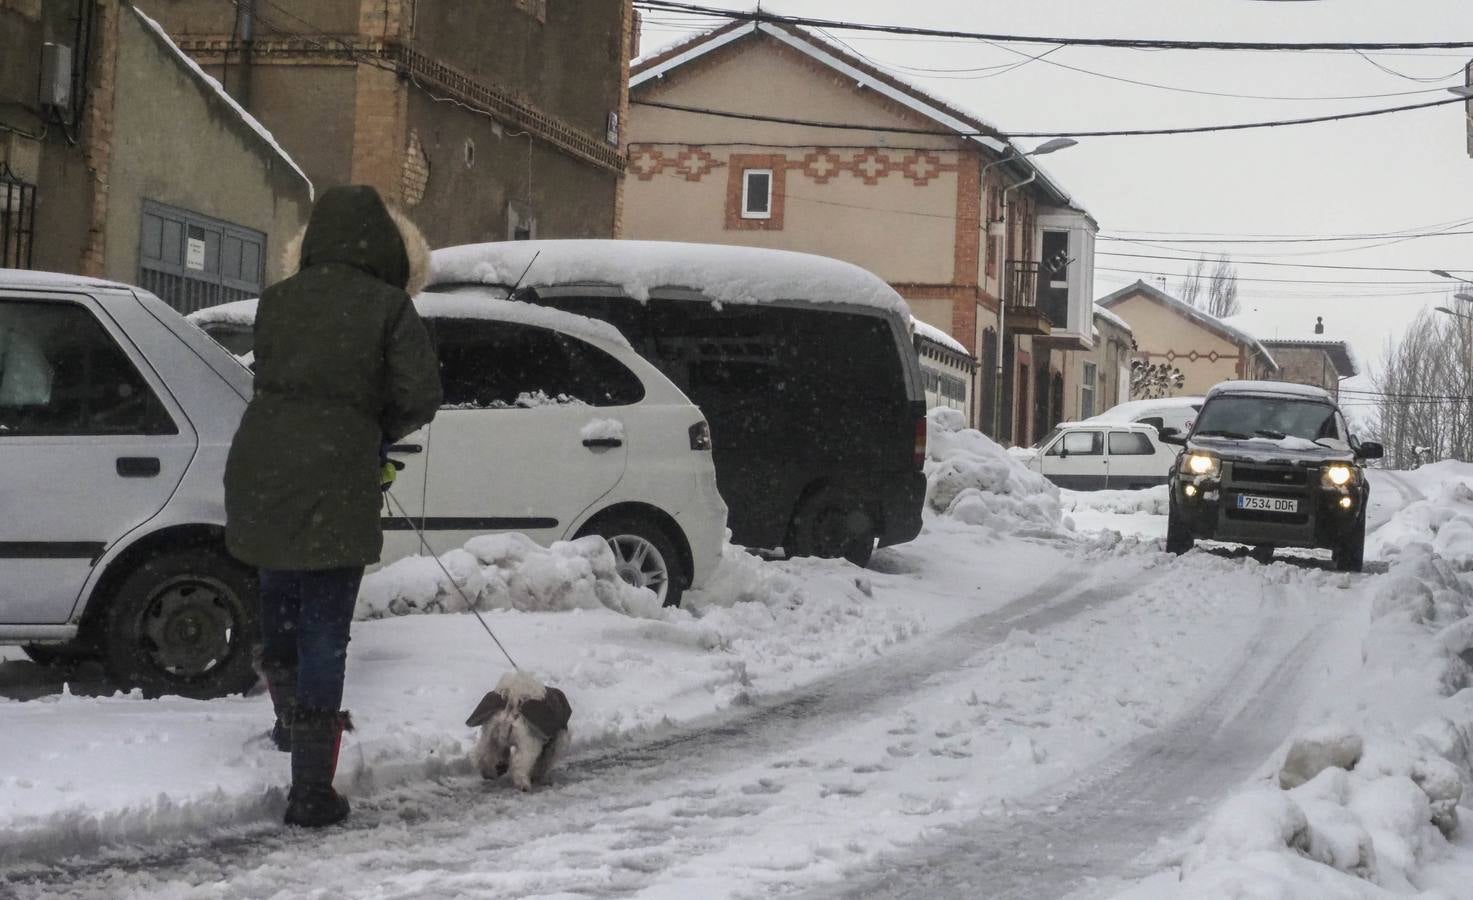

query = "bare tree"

[
  {"left": 1178, "top": 254, "right": 1241, "bottom": 319},
  {"left": 1369, "top": 300, "right": 1473, "bottom": 468}
]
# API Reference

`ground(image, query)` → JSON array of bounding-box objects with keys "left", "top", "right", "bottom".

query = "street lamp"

[{"left": 982, "top": 138, "right": 1079, "bottom": 440}]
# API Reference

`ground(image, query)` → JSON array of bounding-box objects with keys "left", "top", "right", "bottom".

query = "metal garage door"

[{"left": 137, "top": 200, "right": 264, "bottom": 314}]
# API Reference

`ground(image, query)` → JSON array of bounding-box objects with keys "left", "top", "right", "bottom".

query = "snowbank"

[
  {"left": 1060, "top": 485, "right": 1170, "bottom": 517},
  {"left": 924, "top": 407, "right": 1062, "bottom": 533},
  {"left": 1128, "top": 469, "right": 1473, "bottom": 897}
]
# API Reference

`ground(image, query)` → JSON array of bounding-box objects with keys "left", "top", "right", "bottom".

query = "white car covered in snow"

[
  {"left": 1085, "top": 396, "right": 1204, "bottom": 437},
  {"left": 1024, "top": 421, "right": 1176, "bottom": 491},
  {"left": 0, "top": 270, "right": 725, "bottom": 698}
]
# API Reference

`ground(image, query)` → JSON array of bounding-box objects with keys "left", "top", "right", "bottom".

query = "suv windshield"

[{"left": 1193, "top": 395, "right": 1343, "bottom": 443}]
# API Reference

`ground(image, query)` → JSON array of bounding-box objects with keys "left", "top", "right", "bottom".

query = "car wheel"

[
  {"left": 1165, "top": 496, "right": 1194, "bottom": 555},
  {"left": 788, "top": 486, "right": 876, "bottom": 568},
  {"left": 583, "top": 516, "right": 686, "bottom": 608},
  {"left": 101, "top": 548, "right": 260, "bottom": 699},
  {"left": 1333, "top": 514, "right": 1366, "bottom": 573}
]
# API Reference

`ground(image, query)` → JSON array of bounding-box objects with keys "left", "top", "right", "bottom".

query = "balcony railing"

[
  {"left": 1003, "top": 261, "right": 1050, "bottom": 335},
  {"left": 1006, "top": 260, "right": 1071, "bottom": 330}
]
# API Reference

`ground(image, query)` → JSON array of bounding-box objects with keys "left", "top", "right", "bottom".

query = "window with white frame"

[
  {"left": 1081, "top": 362, "right": 1098, "bottom": 419},
  {"left": 741, "top": 169, "right": 772, "bottom": 219}
]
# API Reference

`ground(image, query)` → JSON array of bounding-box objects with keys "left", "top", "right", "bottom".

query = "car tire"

[
  {"left": 21, "top": 639, "right": 100, "bottom": 669},
  {"left": 1165, "top": 495, "right": 1194, "bottom": 555},
  {"left": 788, "top": 486, "right": 876, "bottom": 568},
  {"left": 582, "top": 515, "right": 687, "bottom": 608},
  {"left": 101, "top": 548, "right": 260, "bottom": 699},
  {"left": 1333, "top": 513, "right": 1366, "bottom": 573}
]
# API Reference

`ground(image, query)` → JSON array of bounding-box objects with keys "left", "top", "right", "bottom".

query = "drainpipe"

[
  {"left": 234, "top": 0, "right": 255, "bottom": 110},
  {"left": 992, "top": 170, "right": 1037, "bottom": 442}
]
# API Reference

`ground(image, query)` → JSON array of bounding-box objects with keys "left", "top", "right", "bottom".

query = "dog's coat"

[{"left": 466, "top": 671, "right": 572, "bottom": 791}]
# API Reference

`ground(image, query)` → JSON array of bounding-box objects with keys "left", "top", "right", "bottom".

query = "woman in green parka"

[{"left": 225, "top": 185, "right": 442, "bottom": 828}]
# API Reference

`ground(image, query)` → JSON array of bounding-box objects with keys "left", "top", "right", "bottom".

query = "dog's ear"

[
  {"left": 465, "top": 690, "right": 507, "bottom": 728},
  {"left": 520, "top": 687, "right": 572, "bottom": 738}
]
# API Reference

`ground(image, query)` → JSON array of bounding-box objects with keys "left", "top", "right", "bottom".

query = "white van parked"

[
  {"left": 1085, "top": 396, "right": 1204, "bottom": 437},
  {"left": 1024, "top": 421, "right": 1176, "bottom": 491}
]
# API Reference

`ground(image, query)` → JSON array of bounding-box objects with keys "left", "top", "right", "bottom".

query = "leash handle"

[{"left": 383, "top": 487, "right": 520, "bottom": 671}]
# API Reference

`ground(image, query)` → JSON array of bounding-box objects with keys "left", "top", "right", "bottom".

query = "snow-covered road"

[{"left": 4, "top": 536, "right": 1365, "bottom": 899}]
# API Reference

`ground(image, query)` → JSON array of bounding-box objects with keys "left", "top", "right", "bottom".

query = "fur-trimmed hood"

[{"left": 282, "top": 185, "right": 430, "bottom": 295}]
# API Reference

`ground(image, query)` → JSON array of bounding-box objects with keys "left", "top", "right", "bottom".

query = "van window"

[
  {"left": 429, "top": 318, "right": 644, "bottom": 409},
  {"left": 1050, "top": 431, "right": 1103, "bottom": 456},
  {"left": 0, "top": 299, "right": 175, "bottom": 436},
  {"left": 1108, "top": 431, "right": 1155, "bottom": 455}
]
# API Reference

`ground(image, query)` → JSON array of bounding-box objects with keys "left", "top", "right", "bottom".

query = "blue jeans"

[{"left": 258, "top": 567, "right": 364, "bottom": 711}]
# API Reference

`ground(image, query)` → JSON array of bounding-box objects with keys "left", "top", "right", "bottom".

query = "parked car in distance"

[
  {"left": 422, "top": 240, "right": 929, "bottom": 568},
  {"left": 1024, "top": 421, "right": 1175, "bottom": 490},
  {"left": 1085, "top": 396, "right": 1204, "bottom": 437},
  {"left": 0, "top": 271, "right": 726, "bottom": 699},
  {"left": 1159, "top": 380, "right": 1381, "bottom": 571}
]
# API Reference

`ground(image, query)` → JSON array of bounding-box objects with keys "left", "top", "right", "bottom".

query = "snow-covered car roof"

[
  {"left": 0, "top": 268, "right": 136, "bottom": 293},
  {"left": 184, "top": 293, "right": 630, "bottom": 349},
  {"left": 1086, "top": 396, "right": 1205, "bottom": 423},
  {"left": 1051, "top": 420, "right": 1163, "bottom": 433},
  {"left": 1206, "top": 380, "right": 1333, "bottom": 402},
  {"left": 429, "top": 240, "right": 911, "bottom": 317}
]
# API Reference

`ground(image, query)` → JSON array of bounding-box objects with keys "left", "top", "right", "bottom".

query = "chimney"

[{"left": 1314, "top": 316, "right": 1324, "bottom": 335}]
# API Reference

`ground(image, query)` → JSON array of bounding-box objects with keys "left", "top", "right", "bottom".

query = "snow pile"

[
  {"left": 1368, "top": 476, "right": 1473, "bottom": 566},
  {"left": 356, "top": 533, "right": 665, "bottom": 620},
  {"left": 924, "top": 407, "right": 1062, "bottom": 533},
  {"left": 1060, "top": 485, "right": 1169, "bottom": 517},
  {"left": 429, "top": 240, "right": 911, "bottom": 316},
  {"left": 1145, "top": 481, "right": 1473, "bottom": 896},
  {"left": 912, "top": 317, "right": 967, "bottom": 355}
]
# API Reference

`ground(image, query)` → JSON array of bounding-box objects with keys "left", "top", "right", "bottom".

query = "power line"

[
  {"left": 633, "top": 1, "right": 1473, "bottom": 52},
  {"left": 1097, "top": 251, "right": 1473, "bottom": 275},
  {"left": 1094, "top": 266, "right": 1457, "bottom": 287},
  {"left": 631, "top": 94, "right": 1466, "bottom": 139},
  {"left": 1098, "top": 228, "right": 1473, "bottom": 245},
  {"left": 1104, "top": 215, "right": 1473, "bottom": 239}
]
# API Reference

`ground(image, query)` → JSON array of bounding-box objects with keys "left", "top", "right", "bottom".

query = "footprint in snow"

[
  {"left": 740, "top": 778, "right": 785, "bottom": 795},
  {"left": 819, "top": 782, "right": 866, "bottom": 799},
  {"left": 886, "top": 742, "right": 917, "bottom": 758},
  {"left": 851, "top": 763, "right": 889, "bottom": 775}
]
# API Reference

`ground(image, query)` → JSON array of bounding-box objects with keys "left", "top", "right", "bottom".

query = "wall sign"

[{"left": 186, "top": 237, "right": 206, "bottom": 271}]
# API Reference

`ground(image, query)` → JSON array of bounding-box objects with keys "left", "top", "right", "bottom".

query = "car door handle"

[
  {"left": 582, "top": 437, "right": 623, "bottom": 449},
  {"left": 117, "top": 456, "right": 161, "bottom": 478},
  {"left": 388, "top": 443, "right": 423, "bottom": 454}
]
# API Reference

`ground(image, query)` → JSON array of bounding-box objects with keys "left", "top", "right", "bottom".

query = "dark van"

[{"left": 425, "top": 240, "right": 928, "bottom": 566}]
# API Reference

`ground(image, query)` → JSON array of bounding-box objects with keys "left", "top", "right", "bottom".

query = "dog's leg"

[
  {"left": 531, "top": 729, "right": 570, "bottom": 786},
  {"left": 473, "top": 726, "right": 505, "bottom": 781},
  {"left": 508, "top": 719, "right": 543, "bottom": 792}
]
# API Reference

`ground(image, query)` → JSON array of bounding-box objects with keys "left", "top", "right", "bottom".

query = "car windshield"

[{"left": 1193, "top": 395, "right": 1343, "bottom": 443}]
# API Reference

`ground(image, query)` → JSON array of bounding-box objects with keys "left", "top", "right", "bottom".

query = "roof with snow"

[
  {"left": 133, "top": 7, "right": 313, "bottom": 198},
  {"left": 631, "top": 20, "right": 1090, "bottom": 219},
  {"left": 429, "top": 240, "right": 911, "bottom": 317},
  {"left": 1217, "top": 312, "right": 1359, "bottom": 378},
  {"left": 911, "top": 318, "right": 968, "bottom": 356},
  {"left": 1086, "top": 396, "right": 1205, "bottom": 423},
  {"left": 1092, "top": 304, "right": 1133, "bottom": 335},
  {"left": 0, "top": 268, "right": 134, "bottom": 292},
  {"left": 1097, "top": 280, "right": 1278, "bottom": 371}
]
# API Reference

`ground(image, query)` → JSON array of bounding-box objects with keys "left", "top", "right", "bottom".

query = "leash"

[{"left": 382, "top": 487, "right": 521, "bottom": 671}]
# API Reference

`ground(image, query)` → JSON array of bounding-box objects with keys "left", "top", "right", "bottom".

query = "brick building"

[
  {"left": 622, "top": 21, "right": 1098, "bottom": 442},
  {"left": 143, "top": 0, "right": 635, "bottom": 250},
  {"left": 1, "top": 0, "right": 312, "bottom": 308}
]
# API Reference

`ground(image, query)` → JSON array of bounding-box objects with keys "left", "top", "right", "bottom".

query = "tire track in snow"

[
  {"left": 3, "top": 563, "right": 1155, "bottom": 895},
  {"left": 813, "top": 588, "right": 1328, "bottom": 900}
]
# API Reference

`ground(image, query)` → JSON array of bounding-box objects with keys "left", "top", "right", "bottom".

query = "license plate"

[{"left": 1236, "top": 494, "right": 1299, "bottom": 514}]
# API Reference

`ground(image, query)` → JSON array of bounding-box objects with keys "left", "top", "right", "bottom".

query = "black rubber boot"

[
  {"left": 262, "top": 663, "right": 297, "bottom": 752},
  {"left": 284, "top": 708, "right": 353, "bottom": 828}
]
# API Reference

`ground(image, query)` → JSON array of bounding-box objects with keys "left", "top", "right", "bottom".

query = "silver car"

[{"left": 0, "top": 270, "right": 255, "bottom": 698}]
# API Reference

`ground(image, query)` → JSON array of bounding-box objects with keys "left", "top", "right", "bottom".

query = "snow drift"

[{"left": 924, "top": 407, "right": 1062, "bottom": 533}]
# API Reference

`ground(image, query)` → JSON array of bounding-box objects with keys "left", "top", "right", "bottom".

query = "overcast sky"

[{"left": 639, "top": 1, "right": 1473, "bottom": 415}]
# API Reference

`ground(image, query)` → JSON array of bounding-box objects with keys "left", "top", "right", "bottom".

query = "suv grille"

[{"left": 1230, "top": 465, "right": 1308, "bottom": 486}]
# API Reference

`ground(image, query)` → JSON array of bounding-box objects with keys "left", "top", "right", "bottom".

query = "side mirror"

[
  {"left": 1158, "top": 427, "right": 1186, "bottom": 446},
  {"left": 1355, "top": 441, "right": 1384, "bottom": 460}
]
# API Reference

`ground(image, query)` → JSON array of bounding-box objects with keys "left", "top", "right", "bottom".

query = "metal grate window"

[
  {"left": 137, "top": 200, "right": 264, "bottom": 314},
  {"left": 1, "top": 163, "right": 36, "bottom": 270}
]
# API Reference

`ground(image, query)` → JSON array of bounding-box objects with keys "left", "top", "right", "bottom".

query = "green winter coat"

[{"left": 224, "top": 186, "right": 442, "bottom": 571}]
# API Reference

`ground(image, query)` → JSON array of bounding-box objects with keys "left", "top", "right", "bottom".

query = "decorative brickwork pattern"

[{"left": 627, "top": 144, "right": 960, "bottom": 187}]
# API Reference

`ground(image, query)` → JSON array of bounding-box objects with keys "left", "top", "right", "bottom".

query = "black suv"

[{"left": 1160, "top": 381, "right": 1383, "bottom": 571}]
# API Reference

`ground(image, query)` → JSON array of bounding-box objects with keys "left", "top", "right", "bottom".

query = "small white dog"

[{"left": 466, "top": 671, "right": 572, "bottom": 791}]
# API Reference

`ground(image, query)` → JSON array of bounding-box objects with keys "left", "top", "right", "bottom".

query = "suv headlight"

[
  {"left": 1323, "top": 464, "right": 1354, "bottom": 487},
  {"left": 1182, "top": 452, "right": 1218, "bottom": 476}
]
